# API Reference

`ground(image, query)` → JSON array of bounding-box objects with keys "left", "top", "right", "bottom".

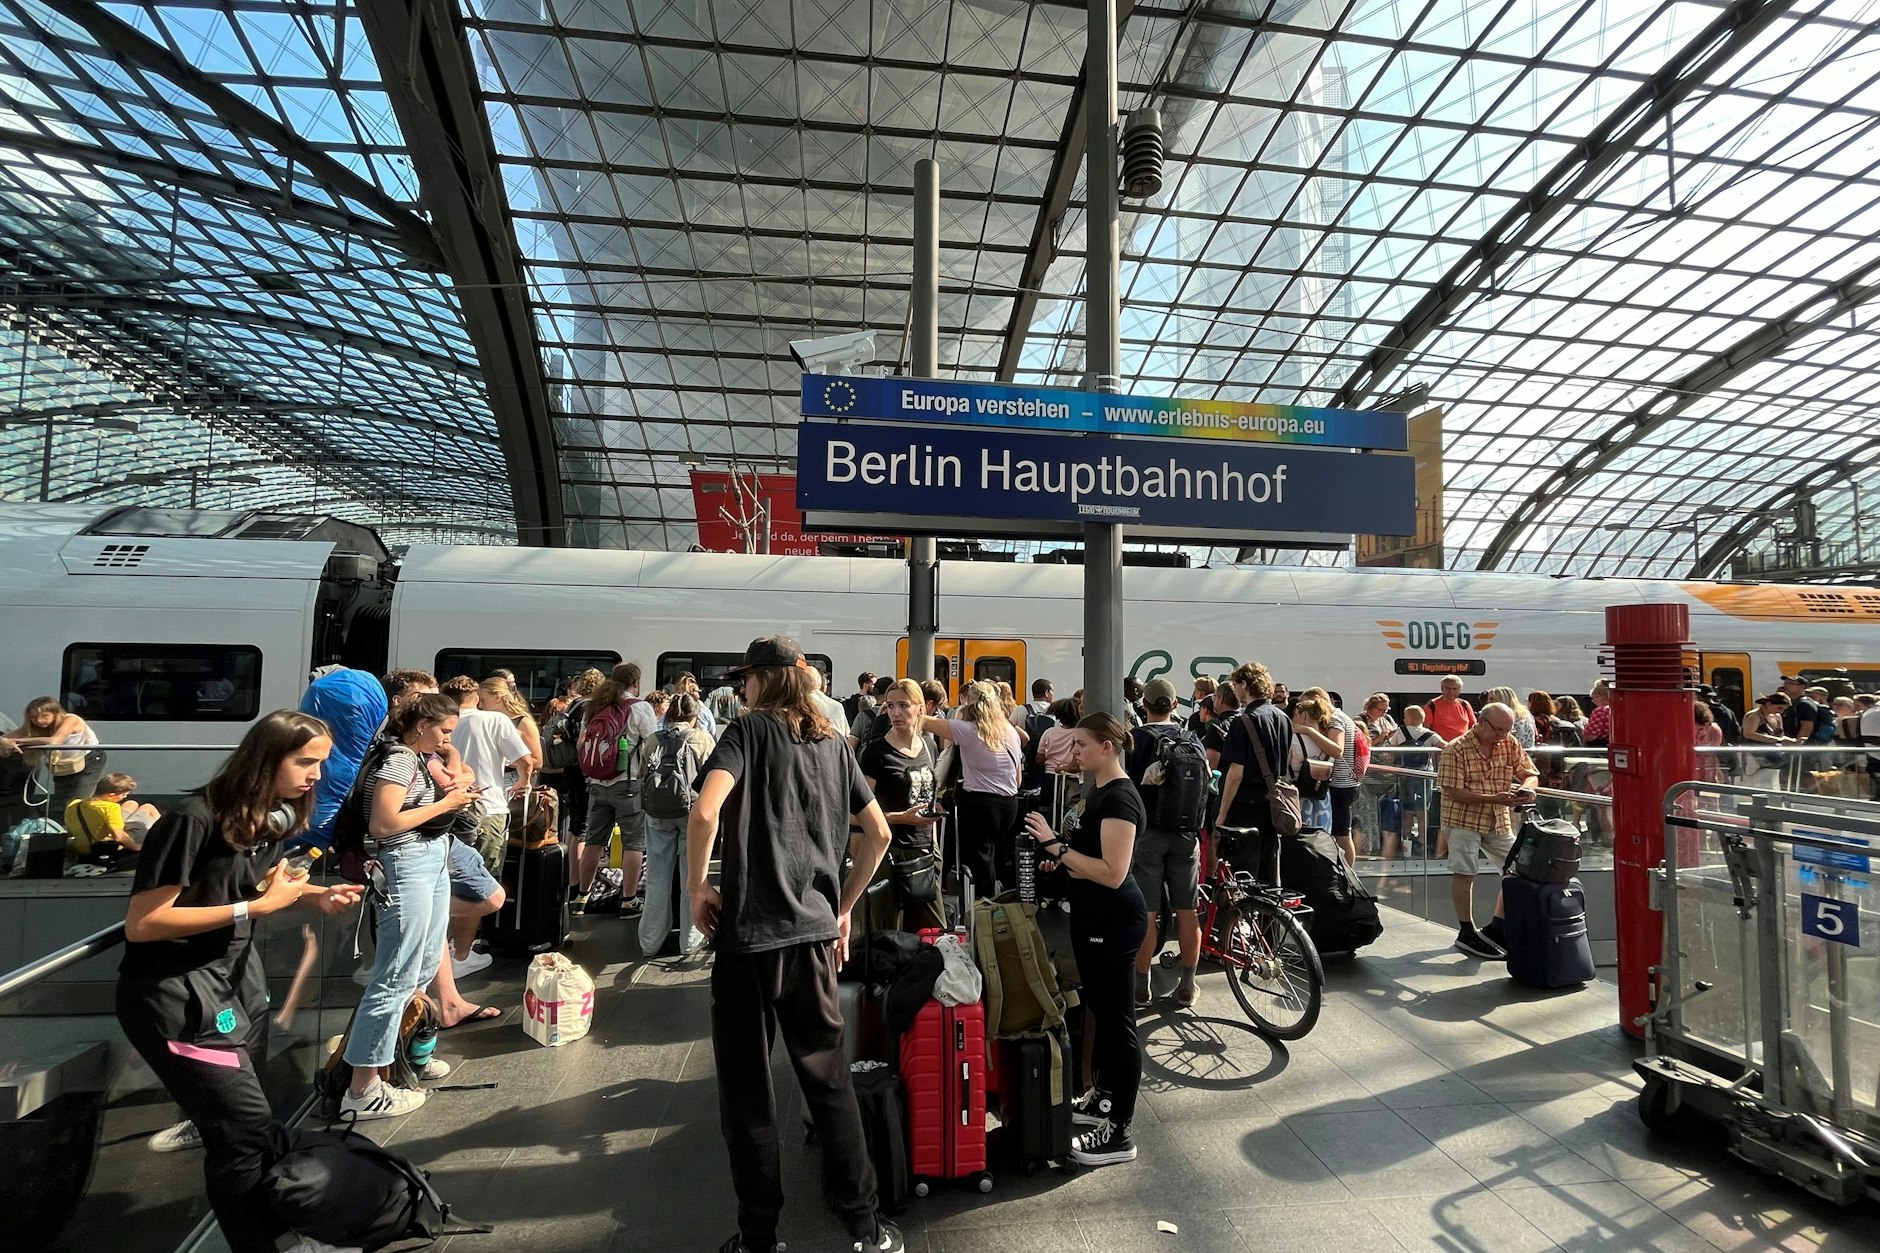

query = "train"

[{"left": 6, "top": 502, "right": 1880, "bottom": 794}]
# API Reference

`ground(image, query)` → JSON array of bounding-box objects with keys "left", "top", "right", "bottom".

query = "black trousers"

[
  {"left": 1071, "top": 895, "right": 1148, "bottom": 1129},
  {"left": 955, "top": 789, "right": 1021, "bottom": 899},
  {"left": 558, "top": 765, "right": 590, "bottom": 839},
  {"left": 118, "top": 996, "right": 282, "bottom": 1253},
  {"left": 711, "top": 940, "right": 878, "bottom": 1247}
]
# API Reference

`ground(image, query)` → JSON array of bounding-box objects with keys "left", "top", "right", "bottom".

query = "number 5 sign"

[{"left": 1801, "top": 894, "right": 1860, "bottom": 947}]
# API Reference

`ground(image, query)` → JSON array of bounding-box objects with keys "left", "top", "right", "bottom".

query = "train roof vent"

[
  {"left": 1797, "top": 591, "right": 1859, "bottom": 616},
  {"left": 92, "top": 543, "right": 150, "bottom": 569}
]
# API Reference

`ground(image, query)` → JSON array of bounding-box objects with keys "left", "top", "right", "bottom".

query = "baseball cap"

[
  {"left": 1143, "top": 678, "right": 1178, "bottom": 708},
  {"left": 719, "top": 635, "right": 807, "bottom": 682},
  {"left": 1780, "top": 674, "right": 1804, "bottom": 684}
]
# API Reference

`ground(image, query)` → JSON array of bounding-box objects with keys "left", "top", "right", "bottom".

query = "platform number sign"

[{"left": 1800, "top": 894, "right": 1859, "bottom": 947}]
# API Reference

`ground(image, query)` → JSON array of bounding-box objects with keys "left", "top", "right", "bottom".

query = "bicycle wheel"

[{"left": 1222, "top": 895, "right": 1324, "bottom": 1040}]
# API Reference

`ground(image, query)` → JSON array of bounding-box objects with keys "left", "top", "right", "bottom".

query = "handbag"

[
  {"left": 507, "top": 786, "right": 560, "bottom": 849},
  {"left": 889, "top": 848, "right": 939, "bottom": 907}
]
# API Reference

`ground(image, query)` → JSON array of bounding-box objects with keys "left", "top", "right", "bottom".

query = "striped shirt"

[{"left": 1436, "top": 734, "right": 1537, "bottom": 838}]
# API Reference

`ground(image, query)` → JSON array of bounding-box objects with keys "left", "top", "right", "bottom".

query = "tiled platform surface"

[{"left": 365, "top": 907, "right": 1868, "bottom": 1253}]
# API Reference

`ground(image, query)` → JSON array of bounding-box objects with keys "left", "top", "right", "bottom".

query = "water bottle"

[
  {"left": 407, "top": 1023, "right": 438, "bottom": 1070},
  {"left": 1016, "top": 832, "right": 1037, "bottom": 904}
]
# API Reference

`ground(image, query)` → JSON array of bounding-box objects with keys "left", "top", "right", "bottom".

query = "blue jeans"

[
  {"left": 345, "top": 836, "right": 450, "bottom": 1068},
  {"left": 1302, "top": 793, "right": 1331, "bottom": 830},
  {"left": 640, "top": 813, "right": 704, "bottom": 954}
]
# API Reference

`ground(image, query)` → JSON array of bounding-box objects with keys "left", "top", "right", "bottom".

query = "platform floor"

[{"left": 357, "top": 906, "right": 1866, "bottom": 1253}]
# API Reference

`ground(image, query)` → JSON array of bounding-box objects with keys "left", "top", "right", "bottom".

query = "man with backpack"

[
  {"left": 576, "top": 663, "right": 659, "bottom": 911},
  {"left": 1123, "top": 679, "right": 1208, "bottom": 1008}
]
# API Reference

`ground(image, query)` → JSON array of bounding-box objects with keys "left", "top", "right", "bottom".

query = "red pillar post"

[{"left": 1603, "top": 604, "right": 1696, "bottom": 1039}]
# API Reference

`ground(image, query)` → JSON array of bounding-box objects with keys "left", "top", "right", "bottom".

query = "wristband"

[{"left": 232, "top": 900, "right": 250, "bottom": 922}]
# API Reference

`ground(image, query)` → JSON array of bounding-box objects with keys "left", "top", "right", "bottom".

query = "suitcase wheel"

[
  {"left": 1158, "top": 951, "right": 1175, "bottom": 969},
  {"left": 913, "top": 1180, "right": 929, "bottom": 1198},
  {"left": 975, "top": 1173, "right": 992, "bottom": 1194}
]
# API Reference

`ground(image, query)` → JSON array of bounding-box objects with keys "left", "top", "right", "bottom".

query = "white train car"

[{"left": 8, "top": 504, "right": 1880, "bottom": 804}]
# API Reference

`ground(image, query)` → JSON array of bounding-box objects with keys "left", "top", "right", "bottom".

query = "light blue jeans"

[
  {"left": 345, "top": 835, "right": 450, "bottom": 1068},
  {"left": 1302, "top": 793, "right": 1332, "bottom": 831},
  {"left": 639, "top": 813, "right": 704, "bottom": 955}
]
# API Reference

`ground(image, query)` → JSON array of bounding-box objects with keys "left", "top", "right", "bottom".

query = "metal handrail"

[
  {"left": 0, "top": 922, "right": 124, "bottom": 1002},
  {"left": 1364, "top": 760, "right": 1612, "bottom": 806}
]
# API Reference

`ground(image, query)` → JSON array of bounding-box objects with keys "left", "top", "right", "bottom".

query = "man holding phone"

[{"left": 1435, "top": 703, "right": 1538, "bottom": 961}]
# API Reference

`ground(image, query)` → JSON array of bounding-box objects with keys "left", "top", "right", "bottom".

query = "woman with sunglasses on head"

[
  {"left": 116, "top": 711, "right": 364, "bottom": 1253},
  {"left": 1023, "top": 712, "right": 1146, "bottom": 1169}
]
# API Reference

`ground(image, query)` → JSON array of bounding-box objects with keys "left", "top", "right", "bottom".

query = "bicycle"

[{"left": 1155, "top": 825, "right": 1324, "bottom": 1040}]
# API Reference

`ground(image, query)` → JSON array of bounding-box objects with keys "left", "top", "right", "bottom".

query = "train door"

[
  {"left": 895, "top": 638, "right": 1027, "bottom": 705},
  {"left": 1701, "top": 651, "right": 1751, "bottom": 718}
]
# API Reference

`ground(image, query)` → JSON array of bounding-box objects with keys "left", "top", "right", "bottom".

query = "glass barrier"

[{"left": 0, "top": 745, "right": 361, "bottom": 1253}]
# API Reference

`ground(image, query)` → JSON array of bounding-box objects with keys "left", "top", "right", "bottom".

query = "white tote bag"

[{"left": 522, "top": 952, "right": 594, "bottom": 1047}]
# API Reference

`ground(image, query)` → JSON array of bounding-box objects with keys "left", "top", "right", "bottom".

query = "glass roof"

[
  {"left": 5, "top": 0, "right": 1880, "bottom": 571},
  {"left": 0, "top": 0, "right": 514, "bottom": 543}
]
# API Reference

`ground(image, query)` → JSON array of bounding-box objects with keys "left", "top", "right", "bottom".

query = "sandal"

[{"left": 441, "top": 1005, "right": 502, "bottom": 1030}]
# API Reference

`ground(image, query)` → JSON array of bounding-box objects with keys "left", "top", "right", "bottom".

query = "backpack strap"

[
  {"left": 970, "top": 899, "right": 1005, "bottom": 1031},
  {"left": 984, "top": 895, "right": 1066, "bottom": 1032}
]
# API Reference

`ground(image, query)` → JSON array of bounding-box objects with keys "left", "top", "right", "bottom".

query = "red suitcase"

[{"left": 900, "top": 930, "right": 990, "bottom": 1195}]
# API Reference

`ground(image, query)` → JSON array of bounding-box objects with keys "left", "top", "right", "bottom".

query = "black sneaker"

[
  {"left": 1071, "top": 1088, "right": 1112, "bottom": 1129},
  {"left": 1480, "top": 918, "right": 1508, "bottom": 951},
  {"left": 852, "top": 1219, "right": 904, "bottom": 1252},
  {"left": 1069, "top": 1119, "right": 1138, "bottom": 1167},
  {"left": 1455, "top": 926, "right": 1506, "bottom": 961}
]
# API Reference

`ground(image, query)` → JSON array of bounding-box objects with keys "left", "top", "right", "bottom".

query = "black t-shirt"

[
  {"left": 1784, "top": 696, "right": 1825, "bottom": 740},
  {"left": 857, "top": 734, "right": 937, "bottom": 848},
  {"left": 1220, "top": 701, "right": 1294, "bottom": 829},
  {"left": 1062, "top": 777, "right": 1148, "bottom": 925},
  {"left": 1201, "top": 717, "right": 1232, "bottom": 759},
  {"left": 120, "top": 795, "right": 279, "bottom": 982},
  {"left": 700, "top": 711, "right": 873, "bottom": 955}
]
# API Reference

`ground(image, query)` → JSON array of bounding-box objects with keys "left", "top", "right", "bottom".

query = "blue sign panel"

[
  {"left": 1801, "top": 893, "right": 1860, "bottom": 947},
  {"left": 796, "top": 421, "right": 1416, "bottom": 539},
  {"left": 800, "top": 375, "right": 1409, "bottom": 452},
  {"left": 1792, "top": 830, "right": 1871, "bottom": 873}
]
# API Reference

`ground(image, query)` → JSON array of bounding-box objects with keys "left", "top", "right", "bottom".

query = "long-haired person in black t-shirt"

[
  {"left": 1024, "top": 711, "right": 1148, "bottom": 1168},
  {"left": 116, "top": 711, "right": 364, "bottom": 1253},
  {"left": 687, "top": 636, "right": 904, "bottom": 1253}
]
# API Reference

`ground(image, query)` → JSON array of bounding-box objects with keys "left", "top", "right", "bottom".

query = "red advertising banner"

[{"left": 689, "top": 470, "right": 881, "bottom": 556}]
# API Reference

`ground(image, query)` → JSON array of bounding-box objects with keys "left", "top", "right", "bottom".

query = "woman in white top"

[
  {"left": 923, "top": 680, "right": 1024, "bottom": 899},
  {"left": 9, "top": 696, "right": 101, "bottom": 810},
  {"left": 1298, "top": 687, "right": 1362, "bottom": 864}
]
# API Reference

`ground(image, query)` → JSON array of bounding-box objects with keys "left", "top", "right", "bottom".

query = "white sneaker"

[
  {"left": 339, "top": 1080, "right": 427, "bottom": 1121},
  {"left": 277, "top": 1235, "right": 363, "bottom": 1253},
  {"left": 147, "top": 1119, "right": 202, "bottom": 1152},
  {"left": 450, "top": 948, "right": 493, "bottom": 980},
  {"left": 415, "top": 1058, "right": 452, "bottom": 1082}
]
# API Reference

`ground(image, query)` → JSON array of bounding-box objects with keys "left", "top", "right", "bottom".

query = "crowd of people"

[{"left": 28, "top": 648, "right": 1877, "bottom": 1253}]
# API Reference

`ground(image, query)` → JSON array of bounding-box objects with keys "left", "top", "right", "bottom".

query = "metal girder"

[
  {"left": 995, "top": 0, "right": 1136, "bottom": 383},
  {"left": 1478, "top": 251, "right": 1880, "bottom": 572},
  {"left": 1329, "top": 0, "right": 1798, "bottom": 411},
  {"left": 54, "top": 456, "right": 506, "bottom": 504},
  {"left": 1693, "top": 437, "right": 1880, "bottom": 579},
  {"left": 356, "top": 0, "right": 565, "bottom": 548},
  {"left": 31, "top": 0, "right": 445, "bottom": 272},
  {"left": 2, "top": 398, "right": 489, "bottom": 445},
  {"left": 0, "top": 125, "right": 420, "bottom": 255}
]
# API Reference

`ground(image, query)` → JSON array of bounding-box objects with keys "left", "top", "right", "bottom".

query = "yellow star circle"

[{"left": 823, "top": 380, "right": 857, "bottom": 414}]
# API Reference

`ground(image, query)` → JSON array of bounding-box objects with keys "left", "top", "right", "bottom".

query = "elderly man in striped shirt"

[{"left": 1436, "top": 703, "right": 1538, "bottom": 960}]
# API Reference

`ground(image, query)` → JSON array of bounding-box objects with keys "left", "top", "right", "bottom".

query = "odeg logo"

[{"left": 1377, "top": 620, "right": 1499, "bottom": 652}]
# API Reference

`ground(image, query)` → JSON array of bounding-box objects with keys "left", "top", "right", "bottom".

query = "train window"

[
  {"left": 658, "top": 652, "right": 835, "bottom": 692},
  {"left": 973, "top": 656, "right": 1017, "bottom": 689},
  {"left": 61, "top": 643, "right": 262, "bottom": 722},
  {"left": 1709, "top": 667, "right": 1747, "bottom": 717},
  {"left": 433, "top": 649, "right": 620, "bottom": 707}
]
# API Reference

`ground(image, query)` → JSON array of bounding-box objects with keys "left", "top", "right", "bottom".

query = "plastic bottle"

[
  {"left": 1016, "top": 831, "right": 1037, "bottom": 904},
  {"left": 407, "top": 1023, "right": 438, "bottom": 1070}
]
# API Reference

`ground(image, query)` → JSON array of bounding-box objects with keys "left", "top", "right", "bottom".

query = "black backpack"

[
  {"left": 265, "top": 1117, "right": 488, "bottom": 1250},
  {"left": 1020, "top": 709, "right": 1057, "bottom": 789},
  {"left": 1145, "top": 725, "right": 1209, "bottom": 834},
  {"left": 541, "top": 698, "right": 583, "bottom": 771},
  {"left": 641, "top": 726, "right": 702, "bottom": 818},
  {"left": 1279, "top": 829, "right": 1383, "bottom": 955}
]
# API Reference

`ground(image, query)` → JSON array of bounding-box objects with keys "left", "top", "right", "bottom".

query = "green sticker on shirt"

[{"left": 215, "top": 1008, "right": 238, "bottom": 1035}]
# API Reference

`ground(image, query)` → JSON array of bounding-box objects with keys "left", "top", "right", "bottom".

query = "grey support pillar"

[
  {"left": 907, "top": 157, "right": 941, "bottom": 684},
  {"left": 1083, "top": 0, "right": 1125, "bottom": 720}
]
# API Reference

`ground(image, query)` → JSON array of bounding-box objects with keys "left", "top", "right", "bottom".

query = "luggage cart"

[{"left": 1635, "top": 782, "right": 1880, "bottom": 1205}]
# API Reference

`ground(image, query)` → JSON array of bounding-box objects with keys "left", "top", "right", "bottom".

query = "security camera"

[{"left": 789, "top": 330, "right": 878, "bottom": 374}]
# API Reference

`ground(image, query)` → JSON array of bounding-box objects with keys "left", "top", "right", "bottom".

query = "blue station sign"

[
  {"left": 800, "top": 374, "right": 1408, "bottom": 452},
  {"left": 796, "top": 420, "right": 1415, "bottom": 542}
]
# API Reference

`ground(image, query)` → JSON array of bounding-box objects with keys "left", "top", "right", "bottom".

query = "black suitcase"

[
  {"left": 1506, "top": 814, "right": 1581, "bottom": 883},
  {"left": 485, "top": 842, "right": 570, "bottom": 956},
  {"left": 996, "top": 1028, "right": 1072, "bottom": 1174},
  {"left": 1501, "top": 874, "right": 1595, "bottom": 988}
]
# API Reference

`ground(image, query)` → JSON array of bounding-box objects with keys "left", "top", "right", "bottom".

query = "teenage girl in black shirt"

[
  {"left": 1023, "top": 712, "right": 1147, "bottom": 1168},
  {"left": 116, "top": 711, "right": 363, "bottom": 1253}
]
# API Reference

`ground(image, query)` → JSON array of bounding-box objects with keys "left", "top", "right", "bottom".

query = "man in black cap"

[{"left": 687, "top": 636, "right": 903, "bottom": 1253}]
